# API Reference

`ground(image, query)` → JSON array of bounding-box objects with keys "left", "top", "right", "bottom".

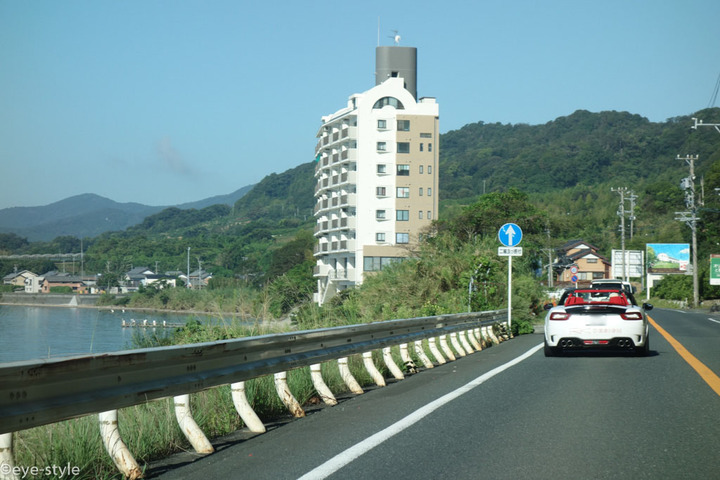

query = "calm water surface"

[{"left": 0, "top": 305, "right": 207, "bottom": 363}]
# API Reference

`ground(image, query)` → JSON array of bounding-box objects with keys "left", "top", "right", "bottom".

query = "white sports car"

[{"left": 543, "top": 287, "right": 653, "bottom": 357}]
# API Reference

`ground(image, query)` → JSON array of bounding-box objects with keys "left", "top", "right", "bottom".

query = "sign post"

[{"left": 498, "top": 223, "right": 523, "bottom": 335}]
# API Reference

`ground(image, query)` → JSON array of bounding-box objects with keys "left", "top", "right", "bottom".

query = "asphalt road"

[{"left": 149, "top": 308, "right": 720, "bottom": 479}]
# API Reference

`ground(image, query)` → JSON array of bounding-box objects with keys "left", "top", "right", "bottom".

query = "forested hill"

[{"left": 439, "top": 108, "right": 720, "bottom": 203}]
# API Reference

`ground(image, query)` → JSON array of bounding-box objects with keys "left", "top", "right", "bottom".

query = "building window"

[
  {"left": 372, "top": 97, "right": 405, "bottom": 110},
  {"left": 419, "top": 210, "right": 423, "bottom": 219},
  {"left": 377, "top": 164, "right": 387, "bottom": 174},
  {"left": 376, "top": 210, "right": 386, "bottom": 220},
  {"left": 428, "top": 165, "right": 432, "bottom": 174},
  {"left": 420, "top": 132, "right": 432, "bottom": 138},
  {"left": 427, "top": 211, "right": 432, "bottom": 220},
  {"left": 376, "top": 232, "right": 386, "bottom": 242},
  {"left": 396, "top": 233, "right": 409, "bottom": 244},
  {"left": 397, "top": 142, "right": 410, "bottom": 154},
  {"left": 397, "top": 120, "right": 410, "bottom": 131},
  {"left": 593, "top": 272, "right": 604, "bottom": 279},
  {"left": 427, "top": 187, "right": 432, "bottom": 196},
  {"left": 376, "top": 186, "right": 386, "bottom": 197},
  {"left": 418, "top": 188, "right": 423, "bottom": 196},
  {"left": 396, "top": 187, "right": 409, "bottom": 198},
  {"left": 420, "top": 143, "right": 424, "bottom": 152},
  {"left": 396, "top": 210, "right": 409, "bottom": 221},
  {"left": 428, "top": 143, "right": 432, "bottom": 152},
  {"left": 396, "top": 164, "right": 410, "bottom": 176},
  {"left": 377, "top": 142, "right": 387, "bottom": 152},
  {"left": 377, "top": 119, "right": 387, "bottom": 129},
  {"left": 419, "top": 165, "right": 423, "bottom": 174},
  {"left": 587, "top": 258, "right": 598, "bottom": 263},
  {"left": 364, "top": 256, "right": 401, "bottom": 271}
]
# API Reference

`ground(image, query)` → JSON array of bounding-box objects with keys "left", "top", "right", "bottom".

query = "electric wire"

[{"left": 708, "top": 70, "right": 720, "bottom": 108}]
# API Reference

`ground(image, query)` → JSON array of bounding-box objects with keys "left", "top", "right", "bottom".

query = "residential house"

[
  {"left": 25, "top": 274, "right": 43, "bottom": 293},
  {"left": 41, "top": 273, "right": 89, "bottom": 294},
  {"left": 124, "top": 267, "right": 155, "bottom": 290},
  {"left": 555, "top": 240, "right": 611, "bottom": 286},
  {"left": 141, "top": 274, "right": 177, "bottom": 289},
  {"left": 3, "top": 270, "right": 37, "bottom": 289},
  {"left": 179, "top": 269, "right": 212, "bottom": 289}
]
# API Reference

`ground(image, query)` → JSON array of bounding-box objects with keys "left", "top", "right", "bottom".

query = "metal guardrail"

[{"left": 0, "top": 309, "right": 508, "bottom": 479}]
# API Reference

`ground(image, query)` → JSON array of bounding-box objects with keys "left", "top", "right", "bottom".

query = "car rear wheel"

[
  {"left": 544, "top": 341, "right": 559, "bottom": 357},
  {"left": 636, "top": 336, "right": 650, "bottom": 356}
]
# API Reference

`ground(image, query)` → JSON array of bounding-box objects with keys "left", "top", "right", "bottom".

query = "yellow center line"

[{"left": 648, "top": 315, "right": 720, "bottom": 397}]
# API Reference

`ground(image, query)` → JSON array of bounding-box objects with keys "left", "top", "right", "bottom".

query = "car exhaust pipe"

[{"left": 566, "top": 340, "right": 573, "bottom": 347}]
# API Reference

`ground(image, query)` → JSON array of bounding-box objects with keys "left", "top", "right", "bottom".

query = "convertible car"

[{"left": 543, "top": 288, "right": 653, "bottom": 357}]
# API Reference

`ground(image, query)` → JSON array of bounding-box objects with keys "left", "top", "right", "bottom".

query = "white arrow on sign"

[{"left": 504, "top": 224, "right": 517, "bottom": 246}]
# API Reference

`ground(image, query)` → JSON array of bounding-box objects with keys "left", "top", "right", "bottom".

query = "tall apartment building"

[{"left": 313, "top": 46, "right": 439, "bottom": 305}]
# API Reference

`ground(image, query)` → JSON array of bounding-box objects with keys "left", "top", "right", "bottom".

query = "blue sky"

[{"left": 1, "top": 0, "right": 719, "bottom": 210}]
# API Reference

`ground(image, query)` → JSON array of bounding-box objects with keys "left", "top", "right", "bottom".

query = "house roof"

[
  {"left": 3, "top": 270, "right": 35, "bottom": 281},
  {"left": 567, "top": 248, "right": 610, "bottom": 264},
  {"left": 559, "top": 239, "right": 600, "bottom": 253},
  {"left": 43, "top": 275, "right": 86, "bottom": 284}
]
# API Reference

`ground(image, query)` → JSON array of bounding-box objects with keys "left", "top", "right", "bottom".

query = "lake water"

[{"left": 0, "top": 305, "right": 209, "bottom": 364}]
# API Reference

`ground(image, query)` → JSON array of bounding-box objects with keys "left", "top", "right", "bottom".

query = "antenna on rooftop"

[{"left": 388, "top": 30, "right": 401, "bottom": 45}]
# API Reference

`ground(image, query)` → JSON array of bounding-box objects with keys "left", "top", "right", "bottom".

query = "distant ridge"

[{"left": 0, "top": 186, "right": 254, "bottom": 241}]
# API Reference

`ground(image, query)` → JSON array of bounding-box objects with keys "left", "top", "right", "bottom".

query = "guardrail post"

[
  {"left": 310, "top": 364, "right": 338, "bottom": 406},
  {"left": 467, "top": 329, "right": 482, "bottom": 350},
  {"left": 230, "top": 382, "right": 266, "bottom": 433},
  {"left": 274, "top": 372, "right": 305, "bottom": 417},
  {"left": 450, "top": 332, "right": 467, "bottom": 357},
  {"left": 414, "top": 340, "right": 434, "bottom": 369},
  {"left": 338, "top": 357, "right": 364, "bottom": 394},
  {"left": 428, "top": 337, "right": 446, "bottom": 364},
  {"left": 0, "top": 433, "right": 16, "bottom": 480},
  {"left": 174, "top": 395, "right": 214, "bottom": 454},
  {"left": 382, "top": 347, "right": 404, "bottom": 380},
  {"left": 439, "top": 335, "right": 456, "bottom": 361},
  {"left": 362, "top": 352, "right": 386, "bottom": 387},
  {"left": 399, "top": 343, "right": 417, "bottom": 373},
  {"left": 98, "top": 410, "right": 143, "bottom": 480},
  {"left": 486, "top": 325, "right": 500, "bottom": 345},
  {"left": 460, "top": 330, "right": 475, "bottom": 353}
]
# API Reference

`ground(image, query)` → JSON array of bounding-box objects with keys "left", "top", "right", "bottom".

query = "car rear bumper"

[{"left": 549, "top": 336, "right": 644, "bottom": 350}]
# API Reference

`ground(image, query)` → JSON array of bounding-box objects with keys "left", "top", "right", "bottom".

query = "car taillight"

[
  {"left": 621, "top": 312, "right": 642, "bottom": 320},
  {"left": 549, "top": 312, "right": 570, "bottom": 320}
]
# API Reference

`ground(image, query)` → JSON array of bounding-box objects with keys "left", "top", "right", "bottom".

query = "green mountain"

[
  {"left": 440, "top": 108, "right": 720, "bottom": 203},
  {"left": 0, "top": 186, "right": 254, "bottom": 242}
]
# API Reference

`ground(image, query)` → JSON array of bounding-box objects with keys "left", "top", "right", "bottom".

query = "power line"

[{"left": 709, "top": 70, "right": 720, "bottom": 108}]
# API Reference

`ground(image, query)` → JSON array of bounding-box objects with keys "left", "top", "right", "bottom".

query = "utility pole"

[
  {"left": 611, "top": 187, "right": 628, "bottom": 282},
  {"left": 543, "top": 224, "right": 554, "bottom": 288},
  {"left": 675, "top": 154, "right": 700, "bottom": 308},
  {"left": 628, "top": 191, "right": 638, "bottom": 240}
]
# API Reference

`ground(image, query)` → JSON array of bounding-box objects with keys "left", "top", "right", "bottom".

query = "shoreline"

[{"left": 0, "top": 293, "right": 291, "bottom": 323}]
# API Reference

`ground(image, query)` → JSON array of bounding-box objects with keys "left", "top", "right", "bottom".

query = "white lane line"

[
  {"left": 708, "top": 318, "right": 720, "bottom": 325},
  {"left": 298, "top": 343, "right": 544, "bottom": 480}
]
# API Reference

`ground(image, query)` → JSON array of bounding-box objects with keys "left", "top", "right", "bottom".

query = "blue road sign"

[{"left": 498, "top": 223, "right": 523, "bottom": 247}]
